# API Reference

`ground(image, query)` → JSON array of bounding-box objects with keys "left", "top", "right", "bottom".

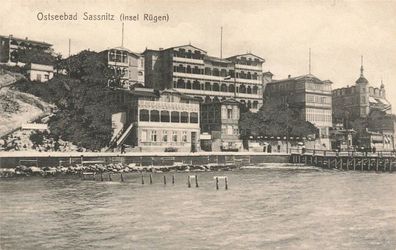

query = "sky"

[{"left": 1, "top": 0, "right": 395, "bottom": 106}]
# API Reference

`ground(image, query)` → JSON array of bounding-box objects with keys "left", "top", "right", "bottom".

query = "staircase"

[{"left": 107, "top": 123, "right": 134, "bottom": 150}]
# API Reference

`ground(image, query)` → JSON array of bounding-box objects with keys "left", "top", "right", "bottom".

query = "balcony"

[
  {"left": 235, "top": 64, "right": 262, "bottom": 71},
  {"left": 173, "top": 88, "right": 262, "bottom": 99},
  {"left": 173, "top": 72, "right": 261, "bottom": 85},
  {"left": 173, "top": 56, "right": 204, "bottom": 65},
  {"left": 138, "top": 100, "right": 200, "bottom": 112}
]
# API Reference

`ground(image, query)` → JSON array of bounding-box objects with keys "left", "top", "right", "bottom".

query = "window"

[
  {"left": 181, "top": 112, "right": 189, "bottom": 123},
  {"left": 227, "top": 109, "right": 233, "bottom": 119},
  {"left": 140, "top": 109, "right": 149, "bottom": 121},
  {"left": 161, "top": 110, "right": 170, "bottom": 122},
  {"left": 171, "top": 111, "right": 180, "bottom": 123},
  {"left": 227, "top": 125, "right": 233, "bottom": 135},
  {"left": 151, "top": 130, "right": 157, "bottom": 142},
  {"left": 150, "top": 110, "right": 160, "bottom": 122},
  {"left": 44, "top": 74, "right": 49, "bottom": 80},
  {"left": 190, "top": 112, "right": 198, "bottom": 123},
  {"left": 182, "top": 131, "right": 188, "bottom": 142},
  {"left": 172, "top": 131, "right": 178, "bottom": 142},
  {"left": 162, "top": 131, "right": 168, "bottom": 142}
]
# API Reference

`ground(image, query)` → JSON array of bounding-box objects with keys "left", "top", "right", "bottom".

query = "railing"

[{"left": 290, "top": 148, "right": 396, "bottom": 157}]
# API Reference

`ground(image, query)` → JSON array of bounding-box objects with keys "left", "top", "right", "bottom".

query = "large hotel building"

[
  {"left": 265, "top": 74, "right": 333, "bottom": 148},
  {"left": 143, "top": 44, "right": 266, "bottom": 112}
]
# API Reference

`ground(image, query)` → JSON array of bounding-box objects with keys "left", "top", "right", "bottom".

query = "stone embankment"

[{"left": 0, "top": 162, "right": 238, "bottom": 178}]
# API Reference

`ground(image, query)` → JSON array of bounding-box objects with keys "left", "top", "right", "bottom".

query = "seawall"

[{"left": 0, "top": 152, "right": 289, "bottom": 168}]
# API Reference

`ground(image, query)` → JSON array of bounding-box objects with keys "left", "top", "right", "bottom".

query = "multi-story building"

[
  {"left": 200, "top": 98, "right": 242, "bottom": 151},
  {"left": 102, "top": 46, "right": 145, "bottom": 89},
  {"left": 143, "top": 44, "right": 265, "bottom": 112},
  {"left": 0, "top": 34, "right": 52, "bottom": 65},
  {"left": 110, "top": 88, "right": 200, "bottom": 152},
  {"left": 332, "top": 63, "right": 391, "bottom": 122},
  {"left": 264, "top": 74, "right": 333, "bottom": 149}
]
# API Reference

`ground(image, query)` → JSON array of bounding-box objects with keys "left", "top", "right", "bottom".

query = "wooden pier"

[{"left": 290, "top": 149, "right": 395, "bottom": 172}]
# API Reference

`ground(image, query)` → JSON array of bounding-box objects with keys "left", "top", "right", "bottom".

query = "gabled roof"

[
  {"left": 226, "top": 53, "right": 265, "bottom": 62},
  {"left": 204, "top": 56, "right": 232, "bottom": 64},
  {"left": 270, "top": 74, "right": 329, "bottom": 84},
  {"left": 168, "top": 44, "right": 207, "bottom": 54}
]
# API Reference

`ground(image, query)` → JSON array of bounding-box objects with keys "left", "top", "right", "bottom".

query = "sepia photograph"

[{"left": 0, "top": 0, "right": 395, "bottom": 249}]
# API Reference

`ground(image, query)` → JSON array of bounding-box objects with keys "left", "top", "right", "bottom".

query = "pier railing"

[{"left": 290, "top": 148, "right": 396, "bottom": 158}]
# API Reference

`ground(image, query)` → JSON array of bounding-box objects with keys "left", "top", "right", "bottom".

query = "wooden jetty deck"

[{"left": 290, "top": 149, "right": 395, "bottom": 172}]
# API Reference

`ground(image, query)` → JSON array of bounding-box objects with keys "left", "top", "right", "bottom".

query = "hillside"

[{"left": 0, "top": 71, "right": 55, "bottom": 137}]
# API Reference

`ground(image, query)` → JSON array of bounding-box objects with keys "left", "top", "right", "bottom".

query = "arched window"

[
  {"left": 150, "top": 110, "right": 160, "bottom": 122},
  {"left": 177, "top": 79, "right": 185, "bottom": 89},
  {"left": 204, "top": 96, "right": 211, "bottom": 103},
  {"left": 253, "top": 73, "right": 258, "bottom": 80},
  {"left": 171, "top": 111, "right": 180, "bottom": 123},
  {"left": 240, "top": 85, "right": 246, "bottom": 93},
  {"left": 193, "top": 81, "right": 201, "bottom": 90},
  {"left": 205, "top": 67, "right": 212, "bottom": 75},
  {"left": 220, "top": 69, "right": 227, "bottom": 77},
  {"left": 190, "top": 112, "right": 199, "bottom": 123},
  {"left": 186, "top": 81, "right": 192, "bottom": 89},
  {"left": 213, "top": 96, "right": 220, "bottom": 103},
  {"left": 253, "top": 101, "right": 258, "bottom": 109},
  {"left": 247, "top": 101, "right": 252, "bottom": 109},
  {"left": 213, "top": 83, "right": 220, "bottom": 91},
  {"left": 228, "top": 84, "right": 235, "bottom": 93},
  {"left": 205, "top": 82, "right": 212, "bottom": 91},
  {"left": 221, "top": 84, "right": 227, "bottom": 92},
  {"left": 247, "top": 72, "right": 252, "bottom": 79},
  {"left": 186, "top": 65, "right": 191, "bottom": 73},
  {"left": 213, "top": 68, "right": 220, "bottom": 76},
  {"left": 179, "top": 64, "right": 185, "bottom": 73},
  {"left": 253, "top": 86, "right": 258, "bottom": 94},
  {"left": 181, "top": 112, "right": 189, "bottom": 123},
  {"left": 161, "top": 110, "right": 170, "bottom": 122},
  {"left": 140, "top": 109, "right": 149, "bottom": 121},
  {"left": 247, "top": 86, "right": 252, "bottom": 94}
]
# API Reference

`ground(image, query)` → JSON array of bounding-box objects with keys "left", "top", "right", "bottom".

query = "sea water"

[{"left": 0, "top": 164, "right": 395, "bottom": 249}]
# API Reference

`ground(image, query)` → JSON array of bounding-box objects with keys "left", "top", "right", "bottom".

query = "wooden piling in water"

[
  {"left": 100, "top": 172, "right": 103, "bottom": 181},
  {"left": 141, "top": 175, "right": 144, "bottom": 185},
  {"left": 187, "top": 176, "right": 191, "bottom": 188},
  {"left": 120, "top": 173, "right": 124, "bottom": 182},
  {"left": 172, "top": 174, "right": 175, "bottom": 184},
  {"left": 163, "top": 175, "right": 167, "bottom": 185},
  {"left": 109, "top": 173, "right": 112, "bottom": 181},
  {"left": 225, "top": 177, "right": 228, "bottom": 190},
  {"left": 195, "top": 175, "right": 199, "bottom": 188},
  {"left": 149, "top": 174, "right": 153, "bottom": 184},
  {"left": 216, "top": 177, "right": 219, "bottom": 190}
]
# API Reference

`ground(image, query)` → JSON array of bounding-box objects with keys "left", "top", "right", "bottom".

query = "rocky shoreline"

[{"left": 0, "top": 162, "right": 239, "bottom": 178}]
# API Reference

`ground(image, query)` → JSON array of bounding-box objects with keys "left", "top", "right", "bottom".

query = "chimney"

[
  {"left": 25, "top": 37, "right": 28, "bottom": 40},
  {"left": 288, "top": 75, "right": 291, "bottom": 79}
]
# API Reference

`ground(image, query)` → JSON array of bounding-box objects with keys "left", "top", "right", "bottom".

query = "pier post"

[
  {"left": 141, "top": 175, "right": 144, "bottom": 185},
  {"left": 149, "top": 174, "right": 153, "bottom": 184},
  {"left": 346, "top": 158, "right": 350, "bottom": 171},
  {"left": 216, "top": 177, "right": 219, "bottom": 190},
  {"left": 172, "top": 174, "right": 175, "bottom": 184},
  {"left": 163, "top": 175, "right": 167, "bottom": 185},
  {"left": 225, "top": 177, "right": 228, "bottom": 190},
  {"left": 187, "top": 176, "right": 191, "bottom": 188},
  {"left": 353, "top": 158, "right": 356, "bottom": 171},
  {"left": 120, "top": 173, "right": 124, "bottom": 182},
  {"left": 100, "top": 172, "right": 103, "bottom": 181},
  {"left": 361, "top": 158, "right": 364, "bottom": 171},
  {"left": 109, "top": 173, "right": 112, "bottom": 181},
  {"left": 376, "top": 158, "right": 379, "bottom": 172},
  {"left": 195, "top": 175, "right": 198, "bottom": 188}
]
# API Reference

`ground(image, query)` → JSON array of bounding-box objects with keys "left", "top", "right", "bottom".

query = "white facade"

[{"left": 27, "top": 63, "right": 54, "bottom": 82}]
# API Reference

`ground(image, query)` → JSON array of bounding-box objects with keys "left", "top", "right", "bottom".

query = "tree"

[{"left": 239, "top": 104, "right": 318, "bottom": 139}]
